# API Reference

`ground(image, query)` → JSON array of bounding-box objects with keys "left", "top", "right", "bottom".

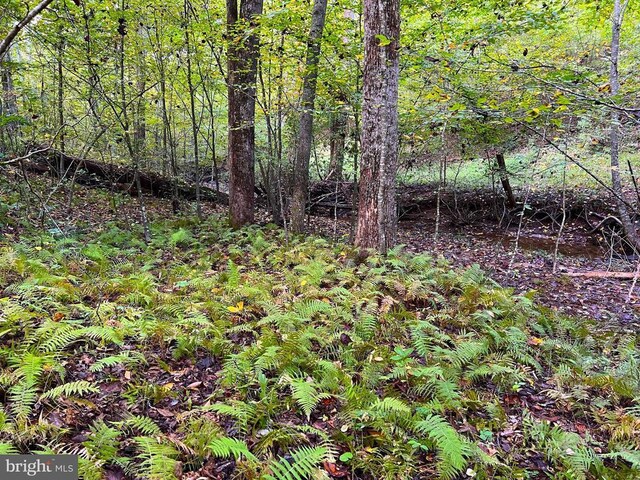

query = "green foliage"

[
  {"left": 134, "top": 436, "right": 180, "bottom": 480},
  {"left": 208, "top": 437, "right": 257, "bottom": 462},
  {"left": 89, "top": 351, "right": 146, "bottom": 372},
  {"left": 39, "top": 380, "right": 99, "bottom": 401},
  {"left": 0, "top": 216, "right": 638, "bottom": 479},
  {"left": 264, "top": 446, "right": 329, "bottom": 480},
  {"left": 414, "top": 414, "right": 473, "bottom": 479}
]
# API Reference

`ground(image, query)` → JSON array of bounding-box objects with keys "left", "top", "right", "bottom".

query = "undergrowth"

[{"left": 0, "top": 216, "right": 639, "bottom": 479}]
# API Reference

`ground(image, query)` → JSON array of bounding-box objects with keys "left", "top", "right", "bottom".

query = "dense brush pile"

[{"left": 0, "top": 217, "right": 639, "bottom": 479}]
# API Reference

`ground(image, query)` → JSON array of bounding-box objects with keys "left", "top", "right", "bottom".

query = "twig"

[{"left": 627, "top": 261, "right": 640, "bottom": 302}]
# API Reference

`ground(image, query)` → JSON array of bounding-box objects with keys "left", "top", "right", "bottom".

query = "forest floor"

[
  {"left": 1, "top": 176, "right": 640, "bottom": 479},
  {"left": 308, "top": 186, "right": 639, "bottom": 327},
  {"left": 7, "top": 173, "right": 637, "bottom": 326}
]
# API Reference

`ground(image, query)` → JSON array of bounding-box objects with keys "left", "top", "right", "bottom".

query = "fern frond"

[
  {"left": 603, "top": 448, "right": 640, "bottom": 469},
  {"left": 9, "top": 383, "right": 38, "bottom": 419},
  {"left": 286, "top": 377, "right": 329, "bottom": 420},
  {"left": 414, "top": 414, "right": 472, "bottom": 479},
  {"left": 208, "top": 437, "right": 257, "bottom": 462},
  {"left": 134, "top": 436, "right": 180, "bottom": 480},
  {"left": 40, "top": 381, "right": 99, "bottom": 401},
  {"left": 371, "top": 397, "right": 411, "bottom": 415},
  {"left": 116, "top": 415, "right": 161, "bottom": 436},
  {"left": 264, "top": 445, "right": 328, "bottom": 480},
  {"left": 90, "top": 351, "right": 146, "bottom": 372},
  {"left": 0, "top": 442, "right": 18, "bottom": 454}
]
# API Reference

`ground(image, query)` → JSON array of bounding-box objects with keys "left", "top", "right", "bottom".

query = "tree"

[
  {"left": 290, "top": 0, "right": 328, "bottom": 233},
  {"left": 354, "top": 0, "right": 400, "bottom": 252},
  {"left": 227, "top": 0, "right": 263, "bottom": 228},
  {"left": 609, "top": 0, "right": 638, "bottom": 251}
]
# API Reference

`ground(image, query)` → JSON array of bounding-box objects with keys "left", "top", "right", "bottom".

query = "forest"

[{"left": 1, "top": 0, "right": 640, "bottom": 478}]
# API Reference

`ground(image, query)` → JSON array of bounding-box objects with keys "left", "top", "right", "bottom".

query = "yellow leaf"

[{"left": 228, "top": 301, "right": 244, "bottom": 313}]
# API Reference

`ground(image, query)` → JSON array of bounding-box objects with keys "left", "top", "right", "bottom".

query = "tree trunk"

[
  {"left": 184, "top": 0, "right": 202, "bottom": 219},
  {"left": 495, "top": 152, "right": 516, "bottom": 208},
  {"left": 0, "top": 50, "right": 19, "bottom": 148},
  {"left": 609, "top": 0, "right": 639, "bottom": 250},
  {"left": 57, "top": 37, "right": 65, "bottom": 176},
  {"left": 354, "top": 0, "right": 400, "bottom": 252},
  {"left": 117, "top": 7, "right": 150, "bottom": 242},
  {"left": 227, "top": 0, "right": 263, "bottom": 228},
  {"left": 134, "top": 25, "right": 146, "bottom": 170},
  {"left": 327, "top": 107, "right": 347, "bottom": 181},
  {"left": 290, "top": 0, "right": 329, "bottom": 233}
]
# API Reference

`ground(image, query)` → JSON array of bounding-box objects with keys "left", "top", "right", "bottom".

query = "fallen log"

[
  {"left": 17, "top": 147, "right": 228, "bottom": 205},
  {"left": 564, "top": 271, "right": 637, "bottom": 279}
]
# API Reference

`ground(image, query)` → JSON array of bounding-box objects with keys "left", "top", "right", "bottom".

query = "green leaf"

[
  {"left": 375, "top": 34, "right": 392, "bottom": 46},
  {"left": 339, "top": 452, "right": 353, "bottom": 462}
]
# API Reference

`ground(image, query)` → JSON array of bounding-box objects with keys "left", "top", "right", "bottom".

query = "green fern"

[
  {"left": 203, "top": 401, "right": 256, "bottom": 434},
  {"left": 8, "top": 382, "right": 38, "bottom": 419},
  {"left": 285, "top": 376, "right": 330, "bottom": 420},
  {"left": 414, "top": 414, "right": 472, "bottom": 479},
  {"left": 116, "top": 415, "right": 162, "bottom": 436},
  {"left": 603, "top": 449, "right": 640, "bottom": 470},
  {"left": 208, "top": 437, "right": 257, "bottom": 462},
  {"left": 40, "top": 380, "right": 99, "bottom": 401},
  {"left": 90, "top": 351, "right": 145, "bottom": 372},
  {"left": 264, "top": 445, "right": 328, "bottom": 480},
  {"left": 0, "top": 442, "right": 18, "bottom": 454},
  {"left": 134, "top": 436, "right": 180, "bottom": 480},
  {"left": 83, "top": 420, "right": 121, "bottom": 461}
]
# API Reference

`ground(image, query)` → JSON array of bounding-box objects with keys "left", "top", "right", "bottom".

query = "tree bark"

[
  {"left": 609, "top": 0, "right": 639, "bottom": 250},
  {"left": 355, "top": 0, "right": 400, "bottom": 252},
  {"left": 227, "top": 0, "right": 263, "bottom": 228},
  {"left": 134, "top": 25, "right": 146, "bottom": 170},
  {"left": 290, "top": 0, "right": 329, "bottom": 233},
  {"left": 495, "top": 152, "right": 516, "bottom": 208},
  {"left": 0, "top": 50, "right": 19, "bottom": 146},
  {"left": 184, "top": 0, "right": 202, "bottom": 219},
  {"left": 117, "top": 7, "right": 150, "bottom": 242},
  {"left": 327, "top": 107, "right": 347, "bottom": 181},
  {"left": 57, "top": 36, "right": 65, "bottom": 176}
]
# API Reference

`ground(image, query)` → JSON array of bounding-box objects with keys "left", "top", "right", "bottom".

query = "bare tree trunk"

[
  {"left": 354, "top": 0, "right": 400, "bottom": 252},
  {"left": 118, "top": 8, "right": 150, "bottom": 242},
  {"left": 290, "top": 0, "right": 328, "bottom": 233},
  {"left": 327, "top": 106, "right": 347, "bottom": 181},
  {"left": 184, "top": 0, "right": 202, "bottom": 219},
  {"left": 56, "top": 37, "right": 65, "bottom": 176},
  {"left": 151, "top": 15, "right": 179, "bottom": 214},
  {"left": 609, "top": 0, "right": 639, "bottom": 250},
  {"left": 134, "top": 26, "right": 146, "bottom": 170},
  {"left": 495, "top": 152, "right": 516, "bottom": 209},
  {"left": 0, "top": 50, "right": 19, "bottom": 148},
  {"left": 227, "top": 0, "right": 263, "bottom": 228}
]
